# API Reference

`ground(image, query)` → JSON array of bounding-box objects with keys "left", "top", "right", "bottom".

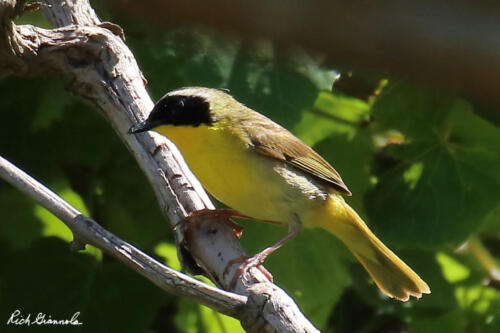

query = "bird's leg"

[
  {"left": 226, "top": 215, "right": 301, "bottom": 289},
  {"left": 177, "top": 208, "right": 251, "bottom": 239}
]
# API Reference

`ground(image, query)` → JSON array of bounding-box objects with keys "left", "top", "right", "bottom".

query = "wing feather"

[{"left": 243, "top": 119, "right": 351, "bottom": 195}]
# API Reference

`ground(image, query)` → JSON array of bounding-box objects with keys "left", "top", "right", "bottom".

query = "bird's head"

[{"left": 129, "top": 87, "right": 235, "bottom": 134}]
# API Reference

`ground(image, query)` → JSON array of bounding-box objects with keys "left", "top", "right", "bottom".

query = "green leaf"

[
  {"left": 154, "top": 242, "right": 182, "bottom": 271},
  {"left": 294, "top": 91, "right": 370, "bottom": 147},
  {"left": 436, "top": 252, "right": 471, "bottom": 283},
  {"left": 198, "top": 304, "right": 244, "bottom": 333},
  {"left": 371, "top": 82, "right": 454, "bottom": 141},
  {"left": 314, "top": 132, "right": 374, "bottom": 213},
  {"left": 366, "top": 84, "right": 500, "bottom": 248},
  {"left": 227, "top": 41, "right": 329, "bottom": 129},
  {"left": 174, "top": 299, "right": 244, "bottom": 333},
  {"left": 409, "top": 309, "right": 467, "bottom": 333}
]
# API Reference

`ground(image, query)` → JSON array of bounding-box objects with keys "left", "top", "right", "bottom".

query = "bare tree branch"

[
  {"left": 0, "top": 154, "right": 247, "bottom": 317},
  {"left": 0, "top": 0, "right": 319, "bottom": 331}
]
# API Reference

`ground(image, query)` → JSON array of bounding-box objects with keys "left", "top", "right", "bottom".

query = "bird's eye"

[{"left": 170, "top": 98, "right": 185, "bottom": 115}]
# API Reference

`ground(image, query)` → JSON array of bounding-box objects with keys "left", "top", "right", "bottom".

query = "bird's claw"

[{"left": 225, "top": 254, "right": 273, "bottom": 290}]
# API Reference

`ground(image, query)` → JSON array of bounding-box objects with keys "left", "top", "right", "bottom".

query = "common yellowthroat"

[{"left": 130, "top": 87, "right": 430, "bottom": 301}]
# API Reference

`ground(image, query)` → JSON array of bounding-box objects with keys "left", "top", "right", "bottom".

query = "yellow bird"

[{"left": 130, "top": 87, "right": 430, "bottom": 301}]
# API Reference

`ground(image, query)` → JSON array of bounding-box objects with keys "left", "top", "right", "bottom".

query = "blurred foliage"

[{"left": 1, "top": 3, "right": 500, "bottom": 333}]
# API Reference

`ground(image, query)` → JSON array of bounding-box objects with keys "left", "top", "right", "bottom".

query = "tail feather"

[{"left": 319, "top": 195, "right": 430, "bottom": 301}]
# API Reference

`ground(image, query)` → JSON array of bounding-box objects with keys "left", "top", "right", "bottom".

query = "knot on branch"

[
  {"left": 69, "top": 215, "right": 90, "bottom": 251},
  {"left": 0, "top": 0, "right": 31, "bottom": 73},
  {"left": 240, "top": 283, "right": 277, "bottom": 333}
]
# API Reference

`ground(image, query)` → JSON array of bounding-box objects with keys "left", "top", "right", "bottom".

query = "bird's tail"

[{"left": 318, "top": 195, "right": 430, "bottom": 301}]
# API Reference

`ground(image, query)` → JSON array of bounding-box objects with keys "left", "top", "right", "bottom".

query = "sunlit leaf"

[
  {"left": 437, "top": 252, "right": 471, "bottom": 283},
  {"left": 154, "top": 242, "right": 182, "bottom": 271},
  {"left": 294, "top": 91, "right": 370, "bottom": 146}
]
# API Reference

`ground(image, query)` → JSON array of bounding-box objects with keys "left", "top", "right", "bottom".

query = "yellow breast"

[{"left": 156, "top": 123, "right": 314, "bottom": 224}]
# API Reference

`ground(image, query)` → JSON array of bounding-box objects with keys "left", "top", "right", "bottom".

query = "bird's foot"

[
  {"left": 176, "top": 208, "right": 246, "bottom": 239},
  {"left": 225, "top": 253, "right": 273, "bottom": 290}
]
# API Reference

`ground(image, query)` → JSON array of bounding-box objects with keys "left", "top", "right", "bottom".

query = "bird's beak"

[{"left": 129, "top": 119, "right": 155, "bottom": 134}]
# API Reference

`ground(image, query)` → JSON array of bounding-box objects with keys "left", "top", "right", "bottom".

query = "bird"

[{"left": 130, "top": 87, "right": 430, "bottom": 301}]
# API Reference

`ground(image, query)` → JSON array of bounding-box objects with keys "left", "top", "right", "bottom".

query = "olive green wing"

[{"left": 244, "top": 121, "right": 351, "bottom": 195}]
